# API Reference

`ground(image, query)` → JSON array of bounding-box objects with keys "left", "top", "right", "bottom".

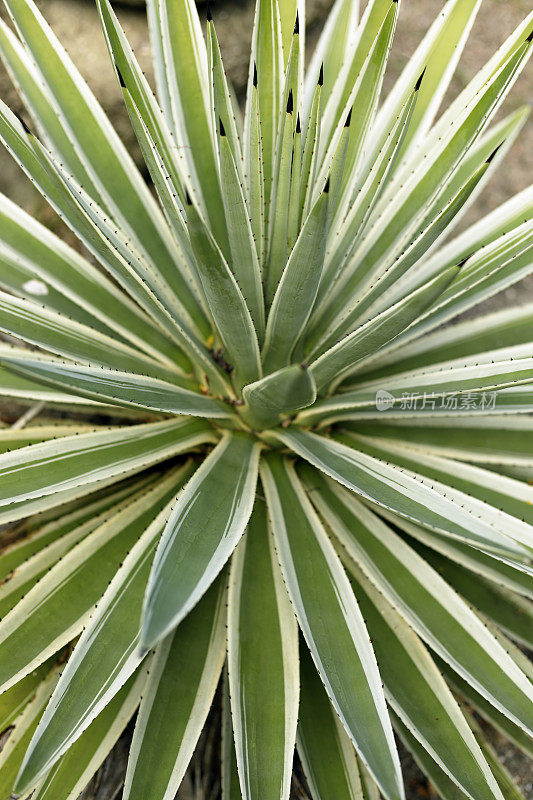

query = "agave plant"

[{"left": 0, "top": 0, "right": 532, "bottom": 797}]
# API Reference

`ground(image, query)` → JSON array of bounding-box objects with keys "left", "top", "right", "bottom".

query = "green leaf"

[
  {"left": 303, "top": 0, "right": 359, "bottom": 120},
  {"left": 277, "top": 24, "right": 302, "bottom": 169},
  {"left": 318, "top": 0, "right": 394, "bottom": 159},
  {"left": 95, "top": 0, "right": 188, "bottom": 211},
  {"left": 0, "top": 17, "right": 103, "bottom": 203},
  {"left": 244, "top": 0, "right": 283, "bottom": 217},
  {"left": 145, "top": 0, "right": 172, "bottom": 126},
  {"left": 0, "top": 108, "right": 195, "bottom": 375},
  {"left": 32, "top": 668, "right": 148, "bottom": 800},
  {"left": 300, "top": 78, "right": 321, "bottom": 222},
  {"left": 415, "top": 547, "right": 533, "bottom": 650},
  {"left": 0, "top": 290, "right": 182, "bottom": 383},
  {"left": 217, "top": 125, "right": 265, "bottom": 338},
  {"left": 0, "top": 361, "right": 146, "bottom": 408},
  {"left": 466, "top": 714, "right": 527, "bottom": 800},
  {"left": 0, "top": 192, "right": 181, "bottom": 368},
  {"left": 155, "top": 0, "right": 227, "bottom": 247},
  {"left": 228, "top": 502, "right": 299, "bottom": 800},
  {"left": 297, "top": 647, "right": 364, "bottom": 800},
  {"left": 0, "top": 418, "right": 214, "bottom": 524},
  {"left": 141, "top": 433, "right": 261, "bottom": 649},
  {"left": 265, "top": 103, "right": 295, "bottom": 305},
  {"left": 262, "top": 189, "right": 329, "bottom": 372},
  {"left": 185, "top": 197, "right": 262, "bottom": 391},
  {"left": 278, "top": 0, "right": 299, "bottom": 66},
  {"left": 0, "top": 659, "right": 54, "bottom": 734},
  {"left": 32, "top": 142, "right": 212, "bottom": 356},
  {"left": 241, "top": 365, "right": 316, "bottom": 429},
  {"left": 372, "top": 0, "right": 482, "bottom": 159},
  {"left": 221, "top": 669, "right": 242, "bottom": 800},
  {"left": 14, "top": 494, "right": 177, "bottom": 794},
  {"left": 439, "top": 660, "right": 533, "bottom": 763},
  {"left": 287, "top": 120, "right": 302, "bottom": 252},
  {"left": 339, "top": 159, "right": 493, "bottom": 339},
  {"left": 0, "top": 422, "right": 98, "bottom": 457},
  {"left": 394, "top": 517, "right": 533, "bottom": 602},
  {"left": 355, "top": 300, "right": 533, "bottom": 382},
  {"left": 0, "top": 665, "right": 60, "bottom": 799},
  {"left": 0, "top": 475, "right": 154, "bottom": 579},
  {"left": 395, "top": 227, "right": 533, "bottom": 346},
  {"left": 245, "top": 75, "right": 265, "bottom": 266},
  {"left": 429, "top": 11, "right": 533, "bottom": 148},
  {"left": 342, "top": 416, "right": 533, "bottom": 469},
  {"left": 0, "top": 486, "right": 119, "bottom": 621},
  {"left": 118, "top": 88, "right": 194, "bottom": 281},
  {"left": 312, "top": 358, "right": 533, "bottom": 423},
  {"left": 392, "top": 713, "right": 470, "bottom": 800},
  {"left": 400, "top": 184, "right": 533, "bottom": 304},
  {"left": 261, "top": 454, "right": 403, "bottom": 800},
  {"left": 340, "top": 433, "right": 533, "bottom": 542},
  {"left": 271, "top": 429, "right": 526, "bottom": 558},
  {"left": 310, "top": 265, "right": 459, "bottom": 391},
  {"left": 418, "top": 107, "right": 529, "bottom": 243},
  {"left": 123, "top": 576, "right": 227, "bottom": 800},
  {"left": 307, "top": 475, "right": 533, "bottom": 737},
  {"left": 5, "top": 0, "right": 207, "bottom": 344},
  {"left": 208, "top": 20, "right": 243, "bottom": 173},
  {"left": 319, "top": 1, "right": 399, "bottom": 214},
  {"left": 1, "top": 355, "right": 232, "bottom": 419},
  {"left": 0, "top": 468, "right": 192, "bottom": 694},
  {"left": 359, "top": 760, "right": 381, "bottom": 800},
  {"left": 2, "top": 0, "right": 206, "bottom": 329},
  {"left": 313, "top": 34, "right": 532, "bottom": 345},
  {"left": 314, "top": 83, "right": 418, "bottom": 310},
  {"left": 347, "top": 567, "right": 503, "bottom": 800}
]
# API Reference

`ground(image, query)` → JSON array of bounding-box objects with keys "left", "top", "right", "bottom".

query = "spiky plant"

[{"left": 0, "top": 0, "right": 531, "bottom": 797}]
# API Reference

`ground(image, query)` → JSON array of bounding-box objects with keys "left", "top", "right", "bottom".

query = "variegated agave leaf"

[{"left": 0, "top": 0, "right": 531, "bottom": 799}]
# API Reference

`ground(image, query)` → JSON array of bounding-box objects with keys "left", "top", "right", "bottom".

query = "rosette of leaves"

[{"left": 0, "top": 0, "right": 531, "bottom": 797}]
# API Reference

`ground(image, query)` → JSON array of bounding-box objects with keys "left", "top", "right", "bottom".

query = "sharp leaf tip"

[
  {"left": 415, "top": 67, "right": 426, "bottom": 91},
  {"left": 116, "top": 65, "right": 126, "bottom": 88},
  {"left": 486, "top": 141, "right": 505, "bottom": 163},
  {"left": 287, "top": 90, "right": 294, "bottom": 115},
  {"left": 15, "top": 112, "right": 31, "bottom": 135}
]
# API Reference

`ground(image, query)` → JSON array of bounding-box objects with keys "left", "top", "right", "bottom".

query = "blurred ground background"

[{"left": 0, "top": 0, "right": 531, "bottom": 798}]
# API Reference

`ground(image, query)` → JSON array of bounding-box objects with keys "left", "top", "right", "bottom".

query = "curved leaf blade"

[
  {"left": 0, "top": 468, "right": 192, "bottom": 695},
  {"left": 272, "top": 429, "right": 526, "bottom": 558},
  {"left": 141, "top": 433, "right": 261, "bottom": 649},
  {"left": 14, "top": 496, "right": 177, "bottom": 794},
  {"left": 0, "top": 418, "right": 214, "bottom": 520},
  {"left": 228, "top": 502, "right": 299, "bottom": 800},
  {"left": 1, "top": 355, "right": 231, "bottom": 419},
  {"left": 261, "top": 454, "right": 403, "bottom": 800},
  {"left": 307, "top": 475, "right": 533, "bottom": 738},
  {"left": 297, "top": 647, "right": 364, "bottom": 800},
  {"left": 124, "top": 576, "right": 227, "bottom": 800}
]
